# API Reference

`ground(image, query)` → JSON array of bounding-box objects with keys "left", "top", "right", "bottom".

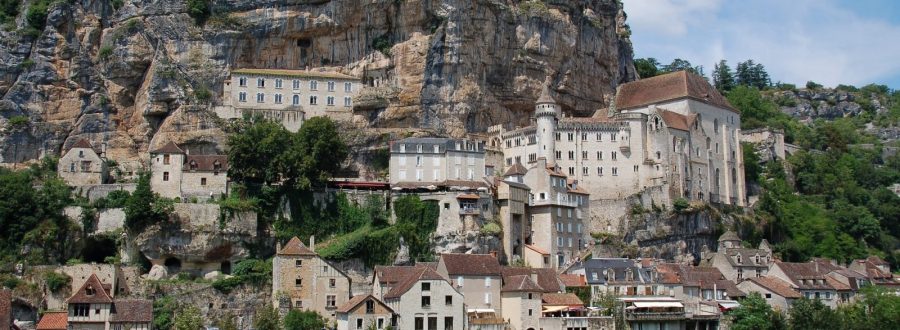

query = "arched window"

[
  {"left": 292, "top": 95, "right": 300, "bottom": 105},
  {"left": 673, "top": 137, "right": 677, "bottom": 152},
  {"left": 714, "top": 119, "right": 719, "bottom": 133}
]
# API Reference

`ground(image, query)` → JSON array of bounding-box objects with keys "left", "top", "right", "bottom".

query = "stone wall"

[
  {"left": 97, "top": 208, "right": 125, "bottom": 233},
  {"left": 79, "top": 184, "right": 137, "bottom": 202}
]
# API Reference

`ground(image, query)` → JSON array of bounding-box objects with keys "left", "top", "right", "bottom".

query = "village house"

[
  {"left": 435, "top": 254, "right": 504, "bottom": 322},
  {"left": 219, "top": 68, "right": 361, "bottom": 132},
  {"left": 568, "top": 258, "right": 657, "bottom": 298},
  {"left": 708, "top": 231, "right": 774, "bottom": 282},
  {"left": 65, "top": 274, "right": 151, "bottom": 330},
  {"left": 335, "top": 295, "right": 395, "bottom": 330},
  {"left": 499, "top": 275, "right": 543, "bottom": 330},
  {"left": 737, "top": 276, "right": 802, "bottom": 312},
  {"left": 149, "top": 141, "right": 228, "bottom": 200},
  {"left": 272, "top": 237, "right": 352, "bottom": 321},
  {"left": 58, "top": 139, "right": 107, "bottom": 187},
  {"left": 849, "top": 256, "right": 900, "bottom": 288},
  {"left": 389, "top": 138, "right": 487, "bottom": 185},
  {"left": 768, "top": 261, "right": 839, "bottom": 309},
  {"left": 655, "top": 263, "right": 744, "bottom": 329},
  {"left": 378, "top": 266, "right": 465, "bottom": 330},
  {"left": 493, "top": 170, "right": 531, "bottom": 264}
]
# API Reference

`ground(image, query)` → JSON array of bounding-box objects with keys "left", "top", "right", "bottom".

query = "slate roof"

[
  {"left": 501, "top": 275, "right": 544, "bottom": 293},
  {"left": 558, "top": 274, "right": 587, "bottom": 288},
  {"left": 109, "top": 300, "right": 152, "bottom": 323},
  {"left": 183, "top": 155, "right": 228, "bottom": 172},
  {"left": 615, "top": 70, "right": 738, "bottom": 112},
  {"left": 503, "top": 163, "right": 528, "bottom": 177},
  {"left": 718, "top": 231, "right": 740, "bottom": 242},
  {"left": 723, "top": 248, "right": 771, "bottom": 267},
  {"left": 149, "top": 141, "right": 184, "bottom": 154},
  {"left": 35, "top": 311, "right": 68, "bottom": 330},
  {"left": 580, "top": 258, "right": 652, "bottom": 285},
  {"left": 383, "top": 267, "right": 447, "bottom": 299},
  {"left": 231, "top": 68, "right": 358, "bottom": 80},
  {"left": 501, "top": 267, "right": 562, "bottom": 293},
  {"left": 536, "top": 83, "right": 556, "bottom": 104},
  {"left": 745, "top": 277, "right": 800, "bottom": 299},
  {"left": 440, "top": 254, "right": 502, "bottom": 276},
  {"left": 335, "top": 295, "right": 393, "bottom": 314},
  {"left": 277, "top": 237, "right": 317, "bottom": 256},
  {"left": 542, "top": 293, "right": 583, "bottom": 306},
  {"left": 67, "top": 274, "right": 113, "bottom": 304},
  {"left": 657, "top": 109, "right": 695, "bottom": 131}
]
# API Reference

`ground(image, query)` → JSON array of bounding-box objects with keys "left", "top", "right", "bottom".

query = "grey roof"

[
  {"left": 723, "top": 248, "right": 772, "bottom": 267},
  {"left": 537, "top": 83, "right": 555, "bottom": 104},
  {"left": 579, "top": 258, "right": 653, "bottom": 285},
  {"left": 391, "top": 138, "right": 484, "bottom": 153},
  {"left": 718, "top": 231, "right": 740, "bottom": 242}
]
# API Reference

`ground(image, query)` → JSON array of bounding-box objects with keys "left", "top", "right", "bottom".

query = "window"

[
  {"left": 274, "top": 94, "right": 283, "bottom": 104},
  {"left": 310, "top": 80, "right": 318, "bottom": 90},
  {"left": 421, "top": 296, "right": 431, "bottom": 308},
  {"left": 457, "top": 276, "right": 464, "bottom": 287},
  {"left": 256, "top": 93, "right": 264, "bottom": 103},
  {"left": 415, "top": 317, "right": 424, "bottom": 330},
  {"left": 444, "top": 317, "right": 453, "bottom": 330},
  {"left": 295, "top": 300, "right": 302, "bottom": 308},
  {"left": 484, "top": 277, "right": 491, "bottom": 288},
  {"left": 583, "top": 167, "right": 589, "bottom": 175},
  {"left": 377, "top": 318, "right": 384, "bottom": 329},
  {"left": 596, "top": 133, "right": 602, "bottom": 141},
  {"left": 422, "top": 282, "right": 431, "bottom": 291},
  {"left": 484, "top": 292, "right": 491, "bottom": 304},
  {"left": 611, "top": 133, "right": 616, "bottom": 141},
  {"left": 70, "top": 163, "right": 75, "bottom": 172},
  {"left": 737, "top": 268, "right": 743, "bottom": 280},
  {"left": 295, "top": 260, "right": 302, "bottom": 267},
  {"left": 344, "top": 96, "right": 352, "bottom": 107},
  {"left": 309, "top": 95, "right": 318, "bottom": 105},
  {"left": 555, "top": 151, "right": 562, "bottom": 159},
  {"left": 292, "top": 94, "right": 300, "bottom": 105},
  {"left": 611, "top": 167, "right": 617, "bottom": 176},
  {"left": 327, "top": 96, "right": 335, "bottom": 106},
  {"left": 275, "top": 78, "right": 283, "bottom": 88},
  {"left": 257, "top": 78, "right": 265, "bottom": 87},
  {"left": 765, "top": 293, "right": 772, "bottom": 299},
  {"left": 201, "top": 178, "right": 207, "bottom": 186},
  {"left": 323, "top": 266, "right": 329, "bottom": 272},
  {"left": 582, "top": 151, "right": 588, "bottom": 159},
  {"left": 568, "top": 167, "right": 575, "bottom": 176},
  {"left": 357, "top": 319, "right": 363, "bottom": 329},
  {"left": 326, "top": 295, "right": 336, "bottom": 308},
  {"left": 568, "top": 151, "right": 575, "bottom": 160},
  {"left": 556, "top": 133, "right": 561, "bottom": 141},
  {"left": 163, "top": 154, "right": 170, "bottom": 165},
  {"left": 330, "top": 279, "right": 336, "bottom": 288},
  {"left": 345, "top": 82, "right": 352, "bottom": 92},
  {"left": 528, "top": 309, "right": 533, "bottom": 316},
  {"left": 612, "top": 152, "right": 617, "bottom": 160},
  {"left": 366, "top": 300, "right": 375, "bottom": 313},
  {"left": 163, "top": 172, "right": 169, "bottom": 181},
  {"left": 86, "top": 286, "right": 95, "bottom": 296},
  {"left": 292, "top": 79, "right": 300, "bottom": 89},
  {"left": 238, "top": 77, "right": 247, "bottom": 87},
  {"left": 238, "top": 92, "right": 247, "bottom": 102},
  {"left": 445, "top": 295, "right": 452, "bottom": 305},
  {"left": 427, "top": 317, "right": 437, "bottom": 330},
  {"left": 295, "top": 278, "right": 302, "bottom": 287},
  {"left": 74, "top": 303, "right": 90, "bottom": 317},
  {"left": 567, "top": 133, "right": 574, "bottom": 141},
  {"left": 582, "top": 133, "right": 588, "bottom": 141},
  {"left": 326, "top": 81, "right": 335, "bottom": 92}
]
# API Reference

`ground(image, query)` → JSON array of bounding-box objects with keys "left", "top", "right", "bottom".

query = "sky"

[{"left": 625, "top": 0, "right": 900, "bottom": 89}]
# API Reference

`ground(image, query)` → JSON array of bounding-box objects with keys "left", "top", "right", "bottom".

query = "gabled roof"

[
  {"left": 277, "top": 237, "right": 317, "bottom": 256},
  {"left": 542, "top": 293, "right": 583, "bottom": 306},
  {"left": 525, "top": 244, "right": 549, "bottom": 255},
  {"left": 440, "top": 253, "right": 501, "bottom": 276},
  {"left": 501, "top": 275, "right": 544, "bottom": 293},
  {"left": 774, "top": 261, "right": 834, "bottom": 290},
  {"left": 375, "top": 266, "right": 424, "bottom": 285},
  {"left": 183, "top": 155, "right": 228, "bottom": 172},
  {"left": 501, "top": 267, "right": 562, "bottom": 293},
  {"left": 149, "top": 141, "right": 184, "bottom": 154},
  {"left": 656, "top": 264, "right": 745, "bottom": 297},
  {"left": 558, "top": 274, "right": 587, "bottom": 287},
  {"left": 70, "top": 139, "right": 94, "bottom": 150},
  {"left": 825, "top": 275, "right": 852, "bottom": 291},
  {"left": 657, "top": 110, "right": 695, "bottom": 131},
  {"left": 35, "top": 311, "right": 68, "bottom": 330},
  {"left": 109, "top": 300, "right": 152, "bottom": 323},
  {"left": 745, "top": 277, "right": 801, "bottom": 299},
  {"left": 335, "top": 295, "right": 394, "bottom": 314},
  {"left": 67, "top": 273, "right": 113, "bottom": 304},
  {"left": 503, "top": 163, "right": 528, "bottom": 177},
  {"left": 384, "top": 267, "right": 447, "bottom": 299},
  {"left": 615, "top": 70, "right": 738, "bottom": 113}
]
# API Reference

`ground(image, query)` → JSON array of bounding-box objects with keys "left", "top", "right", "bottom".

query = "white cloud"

[{"left": 628, "top": 0, "right": 900, "bottom": 87}]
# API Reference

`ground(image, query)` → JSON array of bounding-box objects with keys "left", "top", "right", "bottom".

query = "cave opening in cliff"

[
  {"left": 164, "top": 257, "right": 182, "bottom": 274},
  {"left": 80, "top": 235, "right": 118, "bottom": 263}
]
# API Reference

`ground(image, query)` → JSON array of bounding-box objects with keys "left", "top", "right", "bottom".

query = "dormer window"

[
  {"left": 86, "top": 285, "right": 95, "bottom": 296},
  {"left": 213, "top": 161, "right": 222, "bottom": 171},
  {"left": 189, "top": 160, "right": 198, "bottom": 170},
  {"left": 755, "top": 256, "right": 761, "bottom": 264},
  {"left": 736, "top": 255, "right": 742, "bottom": 263}
]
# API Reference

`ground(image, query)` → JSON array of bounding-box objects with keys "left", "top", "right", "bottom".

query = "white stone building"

[
  {"left": 389, "top": 138, "right": 487, "bottom": 185},
  {"left": 377, "top": 266, "right": 465, "bottom": 330},
  {"left": 149, "top": 141, "right": 228, "bottom": 200},
  {"left": 58, "top": 139, "right": 107, "bottom": 186},
  {"left": 492, "top": 71, "right": 746, "bottom": 234},
  {"left": 219, "top": 68, "right": 361, "bottom": 132}
]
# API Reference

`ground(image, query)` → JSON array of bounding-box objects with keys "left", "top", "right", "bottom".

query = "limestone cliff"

[{"left": 0, "top": 0, "right": 636, "bottom": 164}]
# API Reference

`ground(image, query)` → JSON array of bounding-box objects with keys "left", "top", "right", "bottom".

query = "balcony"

[
  {"left": 459, "top": 207, "right": 480, "bottom": 215},
  {"left": 624, "top": 312, "right": 686, "bottom": 321}
]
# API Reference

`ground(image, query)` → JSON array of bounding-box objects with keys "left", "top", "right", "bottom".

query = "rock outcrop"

[{"left": 0, "top": 0, "right": 636, "bottom": 165}]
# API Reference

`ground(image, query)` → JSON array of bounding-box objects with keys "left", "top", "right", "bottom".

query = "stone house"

[
  {"left": 272, "top": 237, "right": 351, "bottom": 321},
  {"left": 389, "top": 138, "right": 487, "bottom": 185},
  {"left": 335, "top": 295, "right": 395, "bottom": 330},
  {"left": 736, "top": 276, "right": 801, "bottom": 312},
  {"left": 568, "top": 258, "right": 657, "bottom": 298},
  {"left": 149, "top": 141, "right": 228, "bottom": 200},
  {"left": 379, "top": 266, "right": 465, "bottom": 330},
  {"left": 499, "top": 275, "right": 543, "bottom": 330},
  {"left": 493, "top": 170, "right": 530, "bottom": 263},
  {"left": 436, "top": 254, "right": 504, "bottom": 316},
  {"left": 493, "top": 71, "right": 746, "bottom": 233},
  {"left": 768, "top": 261, "right": 838, "bottom": 308},
  {"left": 849, "top": 256, "right": 899, "bottom": 288},
  {"left": 709, "top": 231, "right": 773, "bottom": 282},
  {"left": 219, "top": 68, "right": 361, "bottom": 132},
  {"left": 66, "top": 274, "right": 151, "bottom": 330},
  {"left": 656, "top": 263, "right": 745, "bottom": 301},
  {"left": 58, "top": 139, "right": 107, "bottom": 186}
]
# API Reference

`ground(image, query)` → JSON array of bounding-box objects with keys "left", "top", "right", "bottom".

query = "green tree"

[
  {"left": 173, "top": 305, "right": 204, "bottom": 330},
  {"left": 712, "top": 59, "right": 736, "bottom": 92},
  {"left": 662, "top": 58, "right": 705, "bottom": 77},
  {"left": 730, "top": 292, "right": 786, "bottom": 330},
  {"left": 216, "top": 312, "right": 238, "bottom": 330},
  {"left": 227, "top": 117, "right": 293, "bottom": 186},
  {"left": 735, "top": 60, "right": 771, "bottom": 89},
  {"left": 634, "top": 57, "right": 660, "bottom": 78},
  {"left": 153, "top": 296, "right": 177, "bottom": 330},
  {"left": 742, "top": 142, "right": 762, "bottom": 187},
  {"left": 789, "top": 298, "right": 838, "bottom": 330},
  {"left": 186, "top": 0, "right": 210, "bottom": 25},
  {"left": 254, "top": 304, "right": 280, "bottom": 330},
  {"left": 283, "top": 310, "right": 326, "bottom": 330},
  {"left": 124, "top": 172, "right": 172, "bottom": 233},
  {"left": 288, "top": 116, "right": 349, "bottom": 189}
]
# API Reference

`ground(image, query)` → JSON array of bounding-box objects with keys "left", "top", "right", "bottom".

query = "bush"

[
  {"left": 25, "top": 0, "right": 49, "bottom": 31},
  {"left": 110, "top": 0, "right": 123, "bottom": 10},
  {"left": 372, "top": 34, "right": 393, "bottom": 56},
  {"left": 806, "top": 80, "right": 823, "bottom": 89},
  {"left": 0, "top": 273, "right": 21, "bottom": 289},
  {"left": 7, "top": 115, "right": 29, "bottom": 128},
  {"left": 480, "top": 222, "right": 501, "bottom": 236},
  {"left": 283, "top": 310, "right": 325, "bottom": 330},
  {"left": 44, "top": 271, "right": 71, "bottom": 293},
  {"left": 194, "top": 86, "right": 211, "bottom": 102},
  {"left": 673, "top": 198, "right": 690, "bottom": 213},
  {"left": 153, "top": 296, "right": 177, "bottom": 330},
  {"left": 98, "top": 46, "right": 113, "bottom": 60},
  {"left": 211, "top": 276, "right": 244, "bottom": 294},
  {"left": 20, "top": 58, "right": 34, "bottom": 69},
  {"left": 0, "top": 0, "right": 20, "bottom": 25},
  {"left": 186, "top": 0, "right": 210, "bottom": 25}
]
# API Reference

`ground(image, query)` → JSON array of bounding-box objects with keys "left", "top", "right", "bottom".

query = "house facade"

[
  {"left": 149, "top": 141, "right": 228, "bottom": 200},
  {"left": 709, "top": 231, "right": 773, "bottom": 282},
  {"left": 272, "top": 237, "right": 352, "bottom": 321},
  {"left": 65, "top": 274, "right": 151, "bottom": 330},
  {"left": 389, "top": 138, "right": 487, "bottom": 185},
  {"left": 436, "top": 254, "right": 503, "bottom": 316},
  {"left": 335, "top": 295, "right": 395, "bottom": 330},
  {"left": 220, "top": 69, "right": 361, "bottom": 132},
  {"left": 58, "top": 139, "right": 107, "bottom": 186},
  {"left": 737, "top": 276, "right": 801, "bottom": 312},
  {"left": 380, "top": 267, "right": 465, "bottom": 330}
]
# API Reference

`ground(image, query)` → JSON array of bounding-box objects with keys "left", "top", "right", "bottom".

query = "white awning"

[
  {"left": 632, "top": 301, "right": 684, "bottom": 308},
  {"left": 467, "top": 308, "right": 496, "bottom": 313},
  {"left": 542, "top": 306, "right": 569, "bottom": 313},
  {"left": 718, "top": 300, "right": 741, "bottom": 309}
]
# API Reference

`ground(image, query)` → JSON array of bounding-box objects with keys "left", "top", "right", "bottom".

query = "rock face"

[
  {"left": 773, "top": 88, "right": 888, "bottom": 122},
  {"left": 0, "top": 0, "right": 635, "bottom": 164},
  {"left": 619, "top": 207, "right": 732, "bottom": 263}
]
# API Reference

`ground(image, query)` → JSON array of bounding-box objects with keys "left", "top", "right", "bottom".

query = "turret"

[{"left": 535, "top": 82, "right": 558, "bottom": 164}]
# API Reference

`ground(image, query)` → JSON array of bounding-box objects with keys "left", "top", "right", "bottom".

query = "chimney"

[
  {"left": 309, "top": 235, "right": 315, "bottom": 253},
  {"left": 490, "top": 251, "right": 498, "bottom": 259},
  {"left": 530, "top": 273, "right": 538, "bottom": 285},
  {"left": 276, "top": 241, "right": 282, "bottom": 252}
]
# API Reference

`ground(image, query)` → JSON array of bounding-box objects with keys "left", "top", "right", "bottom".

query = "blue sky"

[{"left": 625, "top": 0, "right": 900, "bottom": 89}]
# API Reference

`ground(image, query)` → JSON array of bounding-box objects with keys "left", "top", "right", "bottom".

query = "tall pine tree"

[{"left": 712, "top": 60, "right": 735, "bottom": 93}]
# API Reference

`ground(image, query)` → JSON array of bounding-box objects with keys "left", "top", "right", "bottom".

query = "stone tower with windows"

[{"left": 535, "top": 82, "right": 559, "bottom": 164}]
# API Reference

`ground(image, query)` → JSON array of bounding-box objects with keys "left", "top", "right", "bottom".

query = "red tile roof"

[
  {"left": 375, "top": 266, "right": 424, "bottom": 285},
  {"left": 745, "top": 276, "right": 801, "bottom": 299},
  {"left": 541, "top": 293, "right": 583, "bottom": 307},
  {"left": 656, "top": 264, "right": 745, "bottom": 297},
  {"left": 501, "top": 275, "right": 544, "bottom": 293},
  {"left": 335, "top": 295, "right": 393, "bottom": 314},
  {"left": 525, "top": 244, "right": 549, "bottom": 255},
  {"left": 503, "top": 163, "right": 528, "bottom": 177},
  {"left": 440, "top": 254, "right": 501, "bottom": 276},
  {"left": 109, "top": 300, "right": 152, "bottom": 323},
  {"left": 615, "top": 71, "right": 737, "bottom": 113},
  {"left": 35, "top": 311, "right": 68, "bottom": 330},
  {"left": 277, "top": 237, "right": 317, "bottom": 256},
  {"left": 149, "top": 141, "right": 184, "bottom": 154},
  {"left": 384, "top": 267, "right": 447, "bottom": 299},
  {"left": 67, "top": 274, "right": 113, "bottom": 304},
  {"left": 501, "top": 267, "right": 561, "bottom": 293},
  {"left": 825, "top": 275, "right": 852, "bottom": 291},
  {"left": 183, "top": 155, "right": 228, "bottom": 172},
  {"left": 558, "top": 274, "right": 587, "bottom": 288},
  {"left": 657, "top": 110, "right": 695, "bottom": 131}
]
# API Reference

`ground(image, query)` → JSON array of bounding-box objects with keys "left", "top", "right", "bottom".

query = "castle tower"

[{"left": 535, "top": 82, "right": 559, "bottom": 164}]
